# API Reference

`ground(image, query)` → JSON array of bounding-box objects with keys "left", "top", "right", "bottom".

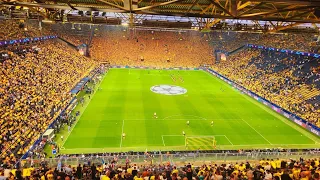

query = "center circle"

[{"left": 150, "top": 85, "right": 187, "bottom": 95}]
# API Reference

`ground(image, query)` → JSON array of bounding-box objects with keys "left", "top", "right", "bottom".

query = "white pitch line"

[
  {"left": 224, "top": 135, "right": 234, "bottom": 145},
  {"left": 162, "top": 135, "right": 185, "bottom": 137},
  {"left": 61, "top": 72, "right": 107, "bottom": 148},
  {"left": 162, "top": 135, "right": 226, "bottom": 137},
  {"left": 186, "top": 135, "right": 226, "bottom": 137},
  {"left": 87, "top": 118, "right": 241, "bottom": 121},
  {"left": 61, "top": 143, "right": 320, "bottom": 152},
  {"left": 241, "top": 119, "right": 273, "bottom": 145},
  {"left": 162, "top": 136, "right": 166, "bottom": 146},
  {"left": 223, "top": 77, "right": 320, "bottom": 144},
  {"left": 120, "top": 119, "right": 125, "bottom": 148},
  {"left": 239, "top": 91, "right": 319, "bottom": 144}
]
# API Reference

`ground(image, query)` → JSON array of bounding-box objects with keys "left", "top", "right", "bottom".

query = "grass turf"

[{"left": 59, "top": 68, "right": 320, "bottom": 154}]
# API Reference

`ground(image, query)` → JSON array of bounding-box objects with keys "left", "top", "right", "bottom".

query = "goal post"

[{"left": 185, "top": 136, "right": 217, "bottom": 149}]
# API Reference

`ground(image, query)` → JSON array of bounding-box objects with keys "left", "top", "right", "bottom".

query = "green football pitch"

[{"left": 60, "top": 68, "right": 320, "bottom": 154}]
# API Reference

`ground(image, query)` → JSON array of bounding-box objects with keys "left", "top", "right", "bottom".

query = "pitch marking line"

[
  {"left": 224, "top": 135, "right": 234, "bottom": 145},
  {"left": 162, "top": 136, "right": 166, "bottom": 146},
  {"left": 185, "top": 135, "right": 234, "bottom": 145},
  {"left": 161, "top": 135, "right": 184, "bottom": 147},
  {"left": 241, "top": 118, "right": 273, "bottom": 145},
  {"left": 121, "top": 118, "right": 241, "bottom": 121},
  {"left": 61, "top": 72, "right": 108, "bottom": 149},
  {"left": 161, "top": 135, "right": 234, "bottom": 146},
  {"left": 120, "top": 119, "right": 125, "bottom": 148},
  {"left": 183, "top": 135, "right": 226, "bottom": 137},
  {"left": 239, "top": 92, "right": 319, "bottom": 144}
]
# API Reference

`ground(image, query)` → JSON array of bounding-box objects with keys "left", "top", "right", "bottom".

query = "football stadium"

[{"left": 1, "top": 0, "right": 320, "bottom": 179}]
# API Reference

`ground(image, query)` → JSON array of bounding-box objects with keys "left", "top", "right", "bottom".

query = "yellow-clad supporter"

[
  {"left": 0, "top": 20, "right": 49, "bottom": 41},
  {"left": 0, "top": 38, "right": 96, "bottom": 164},
  {"left": 0, "top": 157, "right": 317, "bottom": 180},
  {"left": 212, "top": 48, "right": 320, "bottom": 128},
  {"left": 89, "top": 29, "right": 214, "bottom": 68}
]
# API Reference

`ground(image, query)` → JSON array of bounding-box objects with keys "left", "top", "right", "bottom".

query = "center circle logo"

[{"left": 150, "top": 85, "right": 187, "bottom": 95}]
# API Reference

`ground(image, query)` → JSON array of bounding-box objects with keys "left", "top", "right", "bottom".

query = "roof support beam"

[
  {"left": 231, "top": 0, "right": 237, "bottom": 17},
  {"left": 185, "top": 0, "right": 200, "bottom": 14},
  {"left": 205, "top": 18, "right": 221, "bottom": 28},
  {"left": 312, "top": 23, "right": 319, "bottom": 32},
  {"left": 5, "top": 2, "right": 127, "bottom": 12},
  {"left": 200, "top": 4, "right": 213, "bottom": 14},
  {"left": 268, "top": 21, "right": 277, "bottom": 29},
  {"left": 241, "top": 0, "right": 320, "bottom": 6},
  {"left": 96, "top": 0, "right": 128, "bottom": 11},
  {"left": 270, "top": 2, "right": 284, "bottom": 18},
  {"left": 241, "top": 5, "right": 316, "bottom": 17},
  {"left": 285, "top": 9, "right": 316, "bottom": 20},
  {"left": 134, "top": 0, "right": 182, "bottom": 11},
  {"left": 209, "top": 0, "right": 234, "bottom": 17},
  {"left": 267, "top": 22, "right": 304, "bottom": 33},
  {"left": 237, "top": 2, "right": 264, "bottom": 16},
  {"left": 237, "top": 1, "right": 251, "bottom": 11},
  {"left": 2, "top": 1, "right": 319, "bottom": 23},
  {"left": 252, "top": 20, "right": 263, "bottom": 29}
]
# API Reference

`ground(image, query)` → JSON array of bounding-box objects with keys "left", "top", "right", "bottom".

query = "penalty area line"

[
  {"left": 224, "top": 135, "right": 234, "bottom": 145},
  {"left": 241, "top": 119, "right": 272, "bottom": 145},
  {"left": 162, "top": 136, "right": 166, "bottom": 146},
  {"left": 237, "top": 90, "right": 319, "bottom": 144}
]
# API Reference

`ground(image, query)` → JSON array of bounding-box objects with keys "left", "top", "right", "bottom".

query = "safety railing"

[{"left": 21, "top": 151, "right": 320, "bottom": 168}]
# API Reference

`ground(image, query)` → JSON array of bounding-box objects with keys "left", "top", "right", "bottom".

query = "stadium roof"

[{"left": 1, "top": 0, "right": 320, "bottom": 29}]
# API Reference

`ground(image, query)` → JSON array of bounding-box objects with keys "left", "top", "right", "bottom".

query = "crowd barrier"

[
  {"left": 205, "top": 68, "right": 320, "bottom": 137},
  {"left": 70, "top": 77, "right": 90, "bottom": 94},
  {"left": 247, "top": 44, "right": 320, "bottom": 58},
  {"left": 22, "top": 151, "right": 320, "bottom": 168},
  {"left": 0, "top": 35, "right": 57, "bottom": 47}
]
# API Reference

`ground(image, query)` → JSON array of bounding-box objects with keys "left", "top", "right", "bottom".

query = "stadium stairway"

[
  {"left": 228, "top": 45, "right": 246, "bottom": 55},
  {"left": 57, "top": 37, "right": 78, "bottom": 51},
  {"left": 87, "top": 27, "right": 95, "bottom": 47},
  {"left": 306, "top": 95, "right": 320, "bottom": 110}
]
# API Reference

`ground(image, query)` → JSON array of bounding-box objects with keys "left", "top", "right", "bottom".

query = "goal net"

[{"left": 185, "top": 136, "right": 217, "bottom": 149}]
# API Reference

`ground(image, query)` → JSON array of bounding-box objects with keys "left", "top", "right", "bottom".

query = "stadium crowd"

[
  {"left": 0, "top": 155, "right": 320, "bottom": 180},
  {"left": 1, "top": 18, "right": 320, "bottom": 178},
  {"left": 0, "top": 20, "right": 49, "bottom": 41},
  {"left": 0, "top": 36, "right": 96, "bottom": 165},
  {"left": 212, "top": 48, "right": 320, "bottom": 127},
  {"left": 90, "top": 27, "right": 214, "bottom": 68},
  {"left": 208, "top": 32, "right": 316, "bottom": 53},
  {"left": 42, "top": 23, "right": 91, "bottom": 46}
]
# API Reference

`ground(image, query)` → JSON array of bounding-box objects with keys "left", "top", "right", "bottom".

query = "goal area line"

[{"left": 161, "top": 134, "right": 233, "bottom": 147}]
